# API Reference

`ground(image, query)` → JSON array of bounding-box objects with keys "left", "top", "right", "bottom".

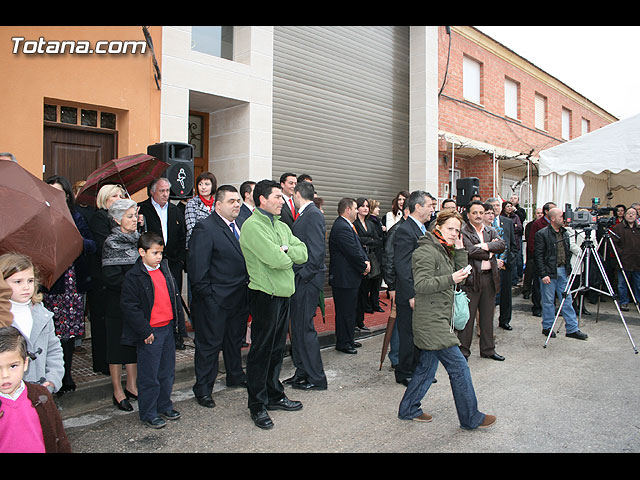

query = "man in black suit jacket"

[
  {"left": 487, "top": 198, "right": 518, "bottom": 330},
  {"left": 237, "top": 180, "right": 256, "bottom": 224},
  {"left": 278, "top": 172, "right": 298, "bottom": 229},
  {"left": 329, "top": 198, "right": 370, "bottom": 354},
  {"left": 393, "top": 190, "right": 435, "bottom": 386},
  {"left": 286, "top": 181, "right": 328, "bottom": 390},
  {"left": 187, "top": 185, "right": 249, "bottom": 408},
  {"left": 138, "top": 177, "right": 187, "bottom": 347}
]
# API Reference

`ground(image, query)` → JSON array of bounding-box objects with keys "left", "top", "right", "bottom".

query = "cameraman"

[
  {"left": 534, "top": 207, "right": 588, "bottom": 340},
  {"left": 611, "top": 207, "right": 640, "bottom": 311}
]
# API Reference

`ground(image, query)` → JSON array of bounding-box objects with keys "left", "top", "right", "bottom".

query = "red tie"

[{"left": 290, "top": 198, "right": 298, "bottom": 220}]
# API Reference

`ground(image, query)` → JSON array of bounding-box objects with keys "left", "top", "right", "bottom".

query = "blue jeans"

[
  {"left": 617, "top": 270, "right": 640, "bottom": 305},
  {"left": 398, "top": 346, "right": 486, "bottom": 429},
  {"left": 136, "top": 323, "right": 176, "bottom": 422},
  {"left": 540, "top": 266, "right": 579, "bottom": 333}
]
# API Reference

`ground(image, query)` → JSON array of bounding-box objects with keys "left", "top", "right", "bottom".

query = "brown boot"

[
  {"left": 478, "top": 414, "right": 496, "bottom": 428},
  {"left": 412, "top": 413, "right": 433, "bottom": 423}
]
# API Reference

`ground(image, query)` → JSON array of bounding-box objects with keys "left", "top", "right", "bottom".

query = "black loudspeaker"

[
  {"left": 147, "top": 142, "right": 194, "bottom": 199},
  {"left": 456, "top": 177, "right": 480, "bottom": 206}
]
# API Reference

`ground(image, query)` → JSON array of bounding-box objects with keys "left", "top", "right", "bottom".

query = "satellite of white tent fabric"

[{"left": 537, "top": 112, "right": 640, "bottom": 209}]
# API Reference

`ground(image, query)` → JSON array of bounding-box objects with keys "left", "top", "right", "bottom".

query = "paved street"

[{"left": 63, "top": 295, "right": 640, "bottom": 453}]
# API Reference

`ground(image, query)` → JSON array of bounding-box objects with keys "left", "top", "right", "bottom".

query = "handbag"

[{"left": 450, "top": 285, "right": 470, "bottom": 332}]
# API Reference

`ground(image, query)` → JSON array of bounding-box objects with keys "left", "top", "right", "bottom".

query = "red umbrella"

[
  {"left": 379, "top": 299, "right": 396, "bottom": 370},
  {"left": 75, "top": 153, "right": 169, "bottom": 205},
  {"left": 0, "top": 161, "right": 83, "bottom": 289}
]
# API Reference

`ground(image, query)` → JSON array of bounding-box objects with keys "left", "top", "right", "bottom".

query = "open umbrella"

[
  {"left": 379, "top": 299, "right": 396, "bottom": 370},
  {"left": 75, "top": 153, "right": 169, "bottom": 205},
  {"left": 0, "top": 161, "right": 83, "bottom": 289}
]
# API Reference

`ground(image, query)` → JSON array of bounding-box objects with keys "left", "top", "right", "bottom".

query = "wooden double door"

[{"left": 43, "top": 122, "right": 117, "bottom": 187}]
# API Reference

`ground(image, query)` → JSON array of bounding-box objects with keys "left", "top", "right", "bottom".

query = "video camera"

[{"left": 565, "top": 197, "right": 616, "bottom": 229}]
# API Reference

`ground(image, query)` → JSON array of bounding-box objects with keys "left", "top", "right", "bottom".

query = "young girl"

[{"left": 0, "top": 253, "right": 64, "bottom": 394}]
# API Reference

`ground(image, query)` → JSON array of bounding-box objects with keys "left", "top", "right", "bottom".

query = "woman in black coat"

[
  {"left": 354, "top": 197, "right": 383, "bottom": 330},
  {"left": 102, "top": 198, "right": 140, "bottom": 412}
]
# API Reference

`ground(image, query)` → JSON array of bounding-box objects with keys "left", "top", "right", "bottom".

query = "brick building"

[{"left": 436, "top": 26, "right": 617, "bottom": 213}]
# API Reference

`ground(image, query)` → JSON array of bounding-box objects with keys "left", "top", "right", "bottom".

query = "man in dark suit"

[
  {"left": 187, "top": 185, "right": 249, "bottom": 408},
  {"left": 393, "top": 190, "right": 435, "bottom": 386},
  {"left": 279, "top": 172, "right": 298, "bottom": 229},
  {"left": 238, "top": 180, "right": 256, "bottom": 223},
  {"left": 487, "top": 198, "right": 518, "bottom": 330},
  {"left": 286, "top": 181, "right": 328, "bottom": 390},
  {"left": 329, "top": 197, "right": 370, "bottom": 354},
  {"left": 138, "top": 177, "right": 187, "bottom": 348}
]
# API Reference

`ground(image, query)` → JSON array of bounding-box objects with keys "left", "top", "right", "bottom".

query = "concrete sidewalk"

[{"left": 62, "top": 293, "right": 640, "bottom": 453}]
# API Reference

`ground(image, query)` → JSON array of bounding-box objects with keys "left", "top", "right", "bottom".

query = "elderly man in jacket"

[
  {"left": 459, "top": 201, "right": 506, "bottom": 361},
  {"left": 535, "top": 207, "right": 588, "bottom": 340},
  {"left": 239, "top": 179, "right": 308, "bottom": 430}
]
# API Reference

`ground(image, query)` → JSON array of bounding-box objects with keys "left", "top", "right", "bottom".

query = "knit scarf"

[
  {"left": 432, "top": 228, "right": 455, "bottom": 257},
  {"left": 199, "top": 195, "right": 214, "bottom": 211},
  {"left": 102, "top": 228, "right": 140, "bottom": 266}
]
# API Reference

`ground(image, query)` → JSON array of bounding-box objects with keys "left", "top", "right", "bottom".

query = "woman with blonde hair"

[{"left": 87, "top": 184, "right": 126, "bottom": 376}]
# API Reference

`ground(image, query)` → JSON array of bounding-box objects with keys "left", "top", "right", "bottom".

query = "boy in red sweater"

[
  {"left": 121, "top": 232, "right": 184, "bottom": 429},
  {"left": 0, "top": 326, "right": 71, "bottom": 452}
]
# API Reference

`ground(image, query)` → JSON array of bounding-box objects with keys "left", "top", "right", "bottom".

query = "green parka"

[{"left": 411, "top": 231, "right": 468, "bottom": 351}]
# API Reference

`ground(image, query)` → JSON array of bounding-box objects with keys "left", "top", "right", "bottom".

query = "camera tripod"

[{"left": 542, "top": 226, "right": 638, "bottom": 354}]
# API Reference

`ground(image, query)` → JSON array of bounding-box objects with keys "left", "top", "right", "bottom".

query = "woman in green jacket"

[{"left": 397, "top": 210, "right": 496, "bottom": 430}]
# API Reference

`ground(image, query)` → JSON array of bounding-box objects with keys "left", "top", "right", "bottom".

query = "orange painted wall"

[{"left": 0, "top": 26, "right": 161, "bottom": 180}]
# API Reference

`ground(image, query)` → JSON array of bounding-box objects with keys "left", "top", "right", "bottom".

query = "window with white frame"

[
  {"left": 463, "top": 55, "right": 482, "bottom": 105},
  {"left": 562, "top": 107, "right": 571, "bottom": 140},
  {"left": 504, "top": 77, "right": 519, "bottom": 119},
  {"left": 534, "top": 93, "right": 547, "bottom": 131},
  {"left": 581, "top": 117, "right": 590, "bottom": 136}
]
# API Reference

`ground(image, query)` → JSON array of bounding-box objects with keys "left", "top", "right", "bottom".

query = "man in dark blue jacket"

[{"left": 329, "top": 198, "right": 370, "bottom": 354}]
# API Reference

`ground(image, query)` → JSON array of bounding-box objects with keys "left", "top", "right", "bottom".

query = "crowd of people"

[{"left": 1, "top": 151, "right": 639, "bottom": 449}]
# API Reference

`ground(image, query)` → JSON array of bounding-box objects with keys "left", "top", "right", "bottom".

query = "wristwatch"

[{"left": 282, "top": 245, "right": 289, "bottom": 253}]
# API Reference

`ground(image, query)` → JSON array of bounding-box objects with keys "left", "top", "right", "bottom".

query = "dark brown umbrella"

[
  {"left": 0, "top": 161, "right": 83, "bottom": 289},
  {"left": 379, "top": 299, "right": 396, "bottom": 370},
  {"left": 75, "top": 153, "right": 169, "bottom": 205}
]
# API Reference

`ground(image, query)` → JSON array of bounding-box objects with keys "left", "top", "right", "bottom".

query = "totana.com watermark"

[{"left": 11, "top": 37, "right": 147, "bottom": 54}]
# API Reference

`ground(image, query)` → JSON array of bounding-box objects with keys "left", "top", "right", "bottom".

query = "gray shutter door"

[{"left": 272, "top": 26, "right": 410, "bottom": 294}]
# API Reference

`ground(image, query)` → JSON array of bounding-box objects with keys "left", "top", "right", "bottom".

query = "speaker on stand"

[
  {"left": 147, "top": 142, "right": 194, "bottom": 200},
  {"left": 456, "top": 177, "right": 480, "bottom": 206}
]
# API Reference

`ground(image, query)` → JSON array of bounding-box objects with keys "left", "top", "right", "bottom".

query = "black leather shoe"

[
  {"left": 251, "top": 409, "right": 274, "bottom": 429},
  {"left": 499, "top": 323, "right": 513, "bottom": 330},
  {"left": 482, "top": 353, "right": 505, "bottom": 361},
  {"left": 532, "top": 311, "right": 542, "bottom": 317},
  {"left": 124, "top": 388, "right": 138, "bottom": 401},
  {"left": 291, "top": 380, "right": 327, "bottom": 391},
  {"left": 266, "top": 397, "right": 303, "bottom": 411},
  {"left": 397, "top": 378, "right": 411, "bottom": 386},
  {"left": 145, "top": 416, "right": 166, "bottom": 429},
  {"left": 352, "top": 341, "right": 362, "bottom": 348},
  {"left": 336, "top": 347, "right": 357, "bottom": 354},
  {"left": 113, "top": 396, "right": 133, "bottom": 412},
  {"left": 373, "top": 306, "right": 385, "bottom": 312},
  {"left": 283, "top": 375, "right": 302, "bottom": 385},
  {"left": 566, "top": 330, "right": 588, "bottom": 340},
  {"left": 160, "top": 409, "right": 181, "bottom": 420},
  {"left": 227, "top": 380, "right": 248, "bottom": 388},
  {"left": 196, "top": 395, "right": 216, "bottom": 408},
  {"left": 542, "top": 328, "right": 556, "bottom": 338}
]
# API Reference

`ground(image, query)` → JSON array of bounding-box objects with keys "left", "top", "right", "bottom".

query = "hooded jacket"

[{"left": 411, "top": 232, "right": 468, "bottom": 351}]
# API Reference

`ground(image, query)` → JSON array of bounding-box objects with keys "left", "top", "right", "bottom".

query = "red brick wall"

[{"left": 436, "top": 26, "right": 614, "bottom": 200}]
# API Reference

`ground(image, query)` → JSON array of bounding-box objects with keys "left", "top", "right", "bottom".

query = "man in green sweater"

[{"left": 239, "top": 179, "right": 308, "bottom": 430}]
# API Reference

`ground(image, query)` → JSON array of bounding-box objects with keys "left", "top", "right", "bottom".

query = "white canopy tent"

[{"left": 537, "top": 112, "right": 640, "bottom": 210}]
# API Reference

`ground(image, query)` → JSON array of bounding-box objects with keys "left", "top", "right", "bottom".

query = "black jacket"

[
  {"left": 534, "top": 225, "right": 572, "bottom": 279},
  {"left": 138, "top": 198, "right": 187, "bottom": 268},
  {"left": 120, "top": 257, "right": 182, "bottom": 346}
]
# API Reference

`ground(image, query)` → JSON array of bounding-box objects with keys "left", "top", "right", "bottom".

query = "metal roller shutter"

[{"left": 272, "top": 25, "right": 410, "bottom": 295}]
